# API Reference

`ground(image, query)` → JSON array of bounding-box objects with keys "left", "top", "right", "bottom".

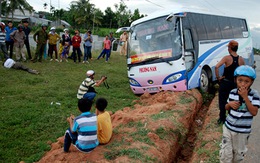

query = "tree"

[
  {"left": 5, "top": 0, "right": 34, "bottom": 21},
  {"left": 0, "top": 0, "right": 8, "bottom": 21},
  {"left": 130, "top": 9, "right": 144, "bottom": 24},
  {"left": 114, "top": 2, "right": 131, "bottom": 27},
  {"left": 91, "top": 8, "right": 103, "bottom": 33},
  {"left": 103, "top": 7, "right": 117, "bottom": 28},
  {"left": 70, "top": 0, "right": 95, "bottom": 29}
]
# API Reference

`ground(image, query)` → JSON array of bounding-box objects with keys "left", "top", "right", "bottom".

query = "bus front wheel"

[{"left": 200, "top": 69, "right": 209, "bottom": 93}]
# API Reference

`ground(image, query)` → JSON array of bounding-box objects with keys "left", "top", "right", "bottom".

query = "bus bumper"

[{"left": 130, "top": 80, "right": 187, "bottom": 94}]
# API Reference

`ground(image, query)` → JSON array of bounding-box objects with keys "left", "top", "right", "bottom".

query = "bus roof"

[{"left": 131, "top": 6, "right": 246, "bottom": 27}]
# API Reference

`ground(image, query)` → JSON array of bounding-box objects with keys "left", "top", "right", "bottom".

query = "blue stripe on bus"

[{"left": 187, "top": 41, "right": 229, "bottom": 88}]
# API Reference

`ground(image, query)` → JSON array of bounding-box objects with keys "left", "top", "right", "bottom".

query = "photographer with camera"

[{"left": 77, "top": 70, "right": 107, "bottom": 101}]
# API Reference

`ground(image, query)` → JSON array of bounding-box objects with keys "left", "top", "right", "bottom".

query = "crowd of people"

[
  {"left": 0, "top": 21, "right": 126, "bottom": 65},
  {"left": 0, "top": 20, "right": 129, "bottom": 76}
]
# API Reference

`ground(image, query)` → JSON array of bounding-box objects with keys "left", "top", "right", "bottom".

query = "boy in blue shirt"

[
  {"left": 64, "top": 98, "right": 99, "bottom": 152},
  {"left": 219, "top": 65, "right": 260, "bottom": 162}
]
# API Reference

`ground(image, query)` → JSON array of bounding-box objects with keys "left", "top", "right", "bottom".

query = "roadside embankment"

[{"left": 36, "top": 89, "right": 222, "bottom": 163}]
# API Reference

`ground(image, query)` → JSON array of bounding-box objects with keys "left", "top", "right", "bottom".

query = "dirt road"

[{"left": 243, "top": 55, "right": 260, "bottom": 163}]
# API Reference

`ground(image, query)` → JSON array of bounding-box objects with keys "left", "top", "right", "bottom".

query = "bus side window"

[{"left": 183, "top": 29, "right": 195, "bottom": 71}]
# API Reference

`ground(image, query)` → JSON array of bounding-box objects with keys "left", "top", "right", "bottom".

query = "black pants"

[
  {"left": 5, "top": 41, "right": 14, "bottom": 58},
  {"left": 0, "top": 42, "right": 9, "bottom": 60},
  {"left": 48, "top": 44, "right": 58, "bottom": 59},
  {"left": 64, "top": 128, "right": 77, "bottom": 152},
  {"left": 33, "top": 43, "right": 45, "bottom": 62},
  {"left": 72, "top": 47, "right": 82, "bottom": 62},
  {"left": 218, "top": 79, "right": 236, "bottom": 122},
  {"left": 24, "top": 39, "right": 32, "bottom": 59}
]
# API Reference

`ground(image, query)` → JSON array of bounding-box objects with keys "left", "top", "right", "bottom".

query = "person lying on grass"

[{"left": 3, "top": 58, "right": 39, "bottom": 74}]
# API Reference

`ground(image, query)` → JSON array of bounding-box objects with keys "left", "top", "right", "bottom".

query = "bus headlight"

[
  {"left": 129, "top": 78, "right": 141, "bottom": 86},
  {"left": 163, "top": 73, "right": 182, "bottom": 84}
]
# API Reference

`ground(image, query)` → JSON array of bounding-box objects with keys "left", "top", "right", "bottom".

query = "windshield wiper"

[
  {"left": 143, "top": 56, "right": 172, "bottom": 65},
  {"left": 142, "top": 56, "right": 160, "bottom": 62}
]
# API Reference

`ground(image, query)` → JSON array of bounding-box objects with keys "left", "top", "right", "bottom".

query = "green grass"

[
  {"left": 104, "top": 148, "right": 156, "bottom": 162},
  {"left": 0, "top": 51, "right": 138, "bottom": 163}
]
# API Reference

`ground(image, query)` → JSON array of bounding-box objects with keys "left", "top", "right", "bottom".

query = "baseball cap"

[{"left": 228, "top": 40, "right": 238, "bottom": 48}]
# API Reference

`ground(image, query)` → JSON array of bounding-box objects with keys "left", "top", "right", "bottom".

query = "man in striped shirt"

[
  {"left": 219, "top": 65, "right": 260, "bottom": 163},
  {"left": 0, "top": 22, "right": 9, "bottom": 61},
  {"left": 77, "top": 70, "right": 107, "bottom": 101},
  {"left": 64, "top": 98, "right": 99, "bottom": 153}
]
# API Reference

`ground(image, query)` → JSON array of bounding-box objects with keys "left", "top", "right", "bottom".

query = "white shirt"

[{"left": 4, "top": 58, "right": 15, "bottom": 68}]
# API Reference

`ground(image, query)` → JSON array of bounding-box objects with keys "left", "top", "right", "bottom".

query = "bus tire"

[{"left": 200, "top": 69, "right": 209, "bottom": 93}]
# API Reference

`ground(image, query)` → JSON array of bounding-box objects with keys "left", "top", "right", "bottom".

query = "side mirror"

[{"left": 112, "top": 40, "right": 118, "bottom": 51}]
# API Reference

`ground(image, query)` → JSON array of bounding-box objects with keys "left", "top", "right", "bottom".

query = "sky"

[{"left": 27, "top": 0, "right": 260, "bottom": 48}]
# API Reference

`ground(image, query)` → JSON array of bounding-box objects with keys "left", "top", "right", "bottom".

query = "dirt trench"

[
  {"left": 175, "top": 103, "right": 211, "bottom": 163},
  {"left": 36, "top": 89, "right": 219, "bottom": 163}
]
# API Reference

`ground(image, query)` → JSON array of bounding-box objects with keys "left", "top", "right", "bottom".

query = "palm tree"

[
  {"left": 5, "top": 0, "right": 34, "bottom": 21},
  {"left": 70, "top": 0, "right": 95, "bottom": 29},
  {"left": 0, "top": 0, "right": 8, "bottom": 21}
]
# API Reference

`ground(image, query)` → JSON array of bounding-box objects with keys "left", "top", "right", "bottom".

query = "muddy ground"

[{"left": 33, "top": 89, "right": 222, "bottom": 163}]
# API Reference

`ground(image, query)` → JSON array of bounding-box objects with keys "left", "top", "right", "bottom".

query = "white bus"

[{"left": 116, "top": 8, "right": 254, "bottom": 94}]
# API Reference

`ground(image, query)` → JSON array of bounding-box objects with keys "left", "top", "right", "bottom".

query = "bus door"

[{"left": 183, "top": 28, "right": 196, "bottom": 72}]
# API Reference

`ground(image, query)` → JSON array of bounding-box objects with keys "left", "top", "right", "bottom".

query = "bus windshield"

[{"left": 129, "top": 16, "right": 182, "bottom": 64}]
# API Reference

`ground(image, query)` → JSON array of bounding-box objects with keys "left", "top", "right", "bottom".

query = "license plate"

[{"left": 147, "top": 87, "right": 159, "bottom": 92}]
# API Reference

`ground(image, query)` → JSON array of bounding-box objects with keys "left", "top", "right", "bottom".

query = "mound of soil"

[{"left": 35, "top": 89, "right": 220, "bottom": 163}]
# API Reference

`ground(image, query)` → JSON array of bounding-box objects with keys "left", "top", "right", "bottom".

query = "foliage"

[
  {"left": 45, "top": 1, "right": 143, "bottom": 30},
  {"left": 2, "top": 0, "right": 34, "bottom": 20},
  {"left": 254, "top": 47, "right": 260, "bottom": 55},
  {"left": 0, "top": 51, "right": 138, "bottom": 162}
]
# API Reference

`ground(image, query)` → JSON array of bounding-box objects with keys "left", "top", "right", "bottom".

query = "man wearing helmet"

[
  {"left": 215, "top": 40, "right": 245, "bottom": 124},
  {"left": 77, "top": 70, "right": 107, "bottom": 101},
  {"left": 0, "top": 22, "right": 9, "bottom": 61},
  {"left": 32, "top": 24, "right": 48, "bottom": 62},
  {"left": 219, "top": 65, "right": 260, "bottom": 163},
  {"left": 48, "top": 27, "right": 61, "bottom": 62},
  {"left": 10, "top": 24, "right": 26, "bottom": 61}
]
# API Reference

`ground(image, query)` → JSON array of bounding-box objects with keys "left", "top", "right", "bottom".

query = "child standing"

[
  {"left": 64, "top": 98, "right": 99, "bottom": 153},
  {"left": 97, "top": 35, "right": 111, "bottom": 62},
  {"left": 219, "top": 65, "right": 260, "bottom": 163},
  {"left": 95, "top": 98, "right": 112, "bottom": 144},
  {"left": 60, "top": 42, "right": 69, "bottom": 62}
]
